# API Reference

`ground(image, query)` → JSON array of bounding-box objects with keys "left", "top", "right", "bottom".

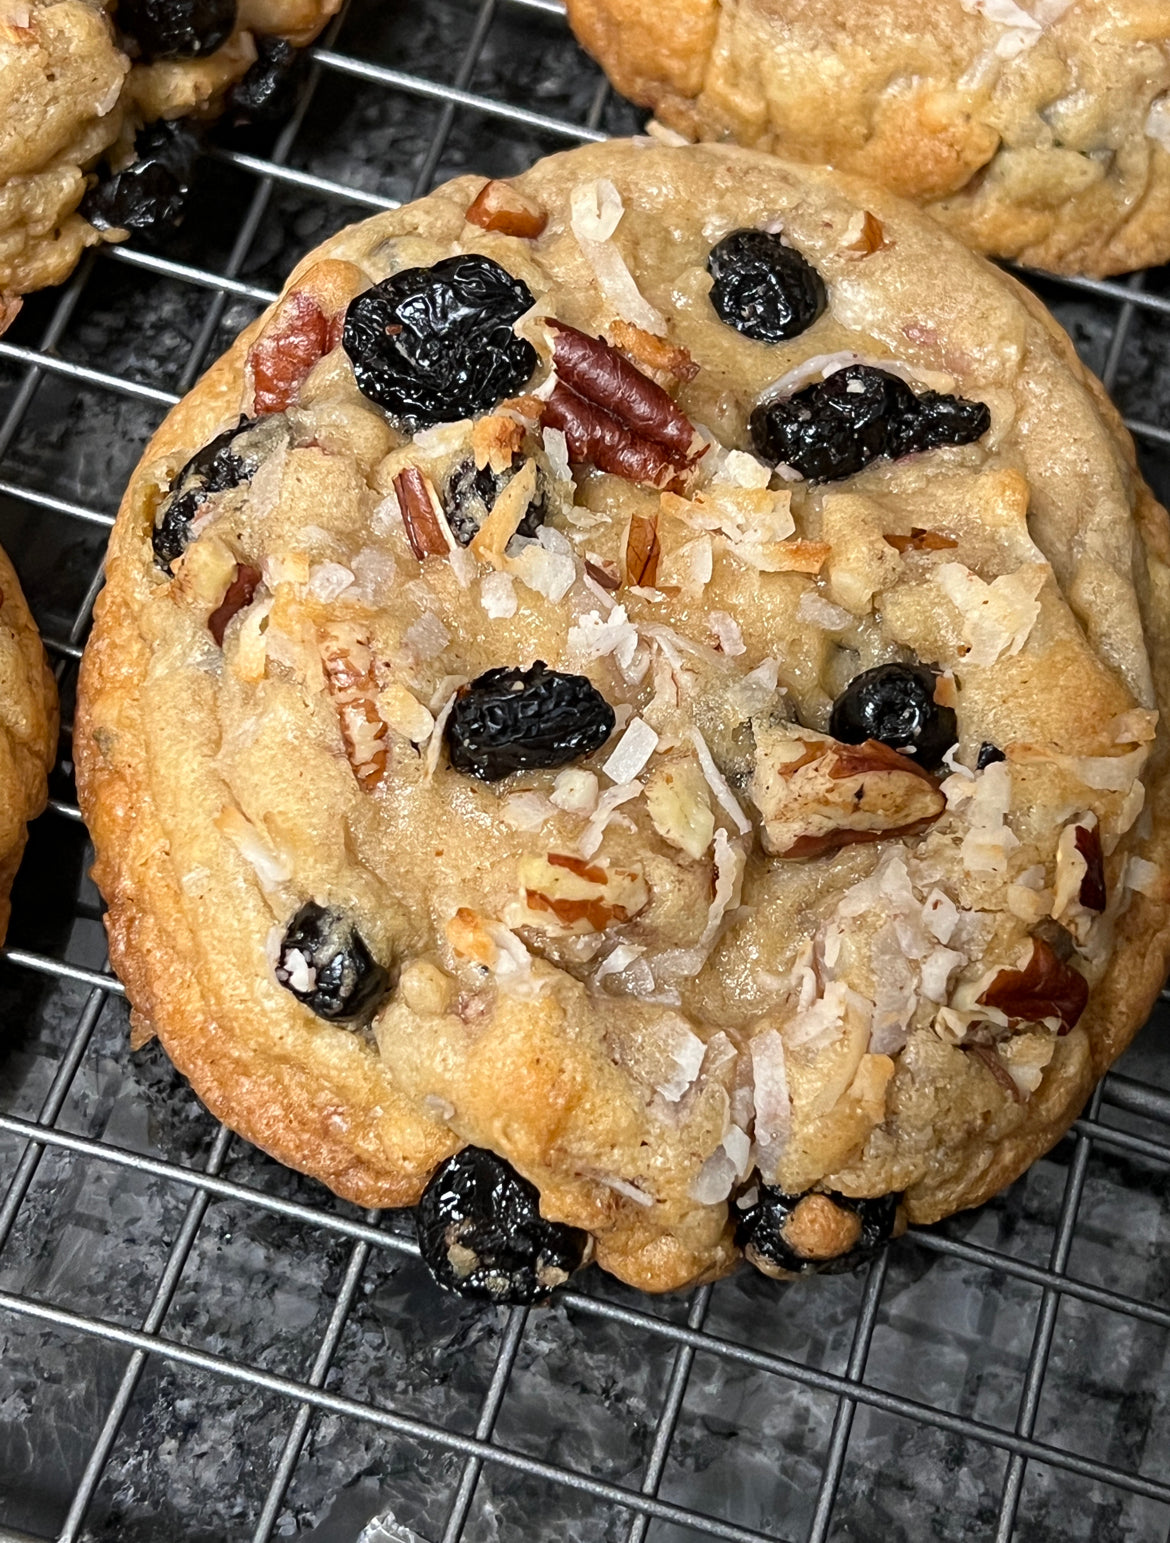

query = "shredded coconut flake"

[
  {"left": 595, "top": 941, "right": 646, "bottom": 983},
  {"left": 425, "top": 687, "right": 461, "bottom": 782},
  {"left": 602, "top": 717, "right": 659, "bottom": 783},
  {"left": 567, "top": 605, "right": 640, "bottom": 672},
  {"left": 216, "top": 806, "right": 290, "bottom": 889},
  {"left": 501, "top": 792, "right": 555, "bottom": 830},
  {"left": 1147, "top": 96, "right": 1170, "bottom": 151},
  {"left": 708, "top": 611, "right": 746, "bottom": 656},
  {"left": 796, "top": 591, "right": 854, "bottom": 631},
  {"left": 541, "top": 425, "right": 571, "bottom": 482},
  {"left": 569, "top": 181, "right": 667, "bottom": 334},
  {"left": 750, "top": 1029, "right": 792, "bottom": 1176},
  {"left": 1125, "top": 855, "right": 1162, "bottom": 896},
  {"left": 936, "top": 561, "right": 1046, "bottom": 666},
  {"left": 510, "top": 536, "right": 576, "bottom": 601},
  {"left": 688, "top": 728, "right": 752, "bottom": 835},
  {"left": 550, "top": 767, "right": 599, "bottom": 815},
  {"left": 580, "top": 780, "right": 643, "bottom": 858}
]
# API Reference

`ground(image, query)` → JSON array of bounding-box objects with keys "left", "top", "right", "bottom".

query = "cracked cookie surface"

[{"left": 76, "top": 141, "right": 1170, "bottom": 1293}]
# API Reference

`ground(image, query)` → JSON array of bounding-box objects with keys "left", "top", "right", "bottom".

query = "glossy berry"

[
  {"left": 443, "top": 457, "right": 545, "bottom": 547},
  {"left": 274, "top": 901, "right": 389, "bottom": 1022},
  {"left": 228, "top": 36, "right": 302, "bottom": 122},
  {"left": 707, "top": 229, "right": 827, "bottom": 343},
  {"left": 416, "top": 1147, "right": 588, "bottom": 1304},
  {"left": 445, "top": 661, "right": 615, "bottom": 782},
  {"left": 976, "top": 741, "right": 1006, "bottom": 770},
  {"left": 342, "top": 255, "right": 538, "bottom": 429},
  {"left": 829, "top": 663, "right": 956, "bottom": 772},
  {"left": 736, "top": 1186, "right": 901, "bottom": 1279},
  {"left": 749, "top": 364, "right": 990, "bottom": 483},
  {"left": 116, "top": 0, "right": 236, "bottom": 60},
  {"left": 82, "top": 120, "right": 202, "bottom": 238},
  {"left": 152, "top": 416, "right": 259, "bottom": 569}
]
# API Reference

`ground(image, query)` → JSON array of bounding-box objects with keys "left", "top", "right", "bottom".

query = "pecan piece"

[
  {"left": 546, "top": 320, "right": 700, "bottom": 465},
  {"left": 883, "top": 528, "right": 958, "bottom": 554},
  {"left": 518, "top": 851, "right": 649, "bottom": 935},
  {"left": 624, "top": 511, "right": 661, "bottom": 587},
  {"left": 393, "top": 466, "right": 448, "bottom": 559},
  {"left": 247, "top": 260, "right": 366, "bottom": 415},
  {"left": 208, "top": 563, "right": 261, "bottom": 646},
  {"left": 842, "top": 210, "right": 891, "bottom": 258},
  {"left": 1073, "top": 823, "right": 1107, "bottom": 912},
  {"left": 320, "top": 627, "right": 389, "bottom": 791},
  {"left": 964, "top": 1044, "right": 1024, "bottom": 1103},
  {"left": 605, "top": 319, "right": 699, "bottom": 383},
  {"left": 465, "top": 179, "right": 548, "bottom": 239},
  {"left": 542, "top": 381, "right": 679, "bottom": 489},
  {"left": 751, "top": 728, "right": 944, "bottom": 859},
  {"left": 977, "top": 938, "right": 1088, "bottom": 1036}
]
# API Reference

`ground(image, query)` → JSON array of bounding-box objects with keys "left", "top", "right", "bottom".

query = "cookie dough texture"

[
  {"left": 0, "top": 545, "right": 58, "bottom": 939},
  {"left": 565, "top": 0, "right": 1170, "bottom": 277},
  {"left": 0, "top": 0, "right": 339, "bottom": 306},
  {"left": 77, "top": 141, "right": 1170, "bottom": 1292}
]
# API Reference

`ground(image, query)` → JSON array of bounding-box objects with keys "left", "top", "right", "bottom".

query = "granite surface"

[{"left": 1, "top": 0, "right": 1169, "bottom": 1537}]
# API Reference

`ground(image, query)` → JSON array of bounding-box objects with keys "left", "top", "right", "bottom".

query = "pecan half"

[
  {"left": 393, "top": 466, "right": 448, "bottom": 559},
  {"left": 1073, "top": 823, "right": 1107, "bottom": 912},
  {"left": 751, "top": 729, "right": 944, "bottom": 859},
  {"left": 977, "top": 938, "right": 1088, "bottom": 1036},
  {"left": 542, "top": 381, "right": 679, "bottom": 489},
  {"left": 883, "top": 528, "right": 958, "bottom": 554},
  {"left": 465, "top": 179, "right": 547, "bottom": 239},
  {"left": 546, "top": 320, "right": 700, "bottom": 465},
  {"left": 208, "top": 563, "right": 261, "bottom": 646}
]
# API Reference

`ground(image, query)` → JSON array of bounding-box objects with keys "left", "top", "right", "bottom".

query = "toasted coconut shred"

[{"left": 110, "top": 141, "right": 1170, "bottom": 1298}]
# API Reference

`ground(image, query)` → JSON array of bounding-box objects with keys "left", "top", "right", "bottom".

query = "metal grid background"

[{"left": 1, "top": 1, "right": 1169, "bottom": 1537}]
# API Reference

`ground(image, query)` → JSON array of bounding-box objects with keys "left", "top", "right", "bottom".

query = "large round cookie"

[
  {"left": 76, "top": 140, "right": 1170, "bottom": 1295},
  {"left": 565, "top": 0, "right": 1170, "bottom": 278},
  {"left": 0, "top": 545, "right": 58, "bottom": 939},
  {"left": 0, "top": 0, "right": 339, "bottom": 311}
]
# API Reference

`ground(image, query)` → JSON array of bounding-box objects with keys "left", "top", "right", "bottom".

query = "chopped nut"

[
  {"left": 883, "top": 527, "right": 959, "bottom": 554},
  {"left": 320, "top": 626, "right": 389, "bottom": 791},
  {"left": 842, "top": 210, "right": 891, "bottom": 258},
  {"left": 604, "top": 319, "right": 699, "bottom": 382},
  {"left": 584, "top": 557, "right": 622, "bottom": 591},
  {"left": 518, "top": 852, "right": 649, "bottom": 935},
  {"left": 624, "top": 511, "right": 661, "bottom": 587},
  {"left": 1074, "top": 823, "right": 1107, "bottom": 911},
  {"left": 644, "top": 757, "right": 714, "bottom": 860},
  {"left": 464, "top": 179, "right": 548, "bottom": 238},
  {"left": 247, "top": 260, "right": 366, "bottom": 415},
  {"left": 208, "top": 563, "right": 262, "bottom": 646},
  {"left": 393, "top": 466, "right": 448, "bottom": 559},
  {"left": 472, "top": 412, "right": 526, "bottom": 474},
  {"left": 543, "top": 382, "right": 680, "bottom": 489},
  {"left": 964, "top": 1043, "right": 1023, "bottom": 1102},
  {"left": 977, "top": 937, "right": 1088, "bottom": 1035},
  {"left": 751, "top": 726, "right": 945, "bottom": 859}
]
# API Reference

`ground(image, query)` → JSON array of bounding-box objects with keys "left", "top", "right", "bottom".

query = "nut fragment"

[
  {"left": 518, "top": 852, "right": 649, "bottom": 934},
  {"left": 604, "top": 319, "right": 699, "bottom": 383},
  {"left": 644, "top": 757, "right": 714, "bottom": 860},
  {"left": 1074, "top": 823, "right": 1107, "bottom": 912},
  {"left": 247, "top": 261, "right": 366, "bottom": 415},
  {"left": 624, "top": 511, "right": 661, "bottom": 587},
  {"left": 393, "top": 466, "right": 448, "bottom": 559},
  {"left": 842, "top": 210, "right": 891, "bottom": 258},
  {"left": 883, "top": 527, "right": 959, "bottom": 554},
  {"left": 977, "top": 937, "right": 1089, "bottom": 1035},
  {"left": 320, "top": 626, "right": 389, "bottom": 791},
  {"left": 751, "top": 726, "right": 945, "bottom": 859},
  {"left": 465, "top": 179, "right": 548, "bottom": 239},
  {"left": 208, "top": 563, "right": 261, "bottom": 646}
]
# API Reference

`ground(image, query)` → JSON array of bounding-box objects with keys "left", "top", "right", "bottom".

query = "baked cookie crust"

[
  {"left": 0, "top": 0, "right": 339, "bottom": 310},
  {"left": 565, "top": 0, "right": 1170, "bottom": 278},
  {"left": 76, "top": 141, "right": 1170, "bottom": 1292}
]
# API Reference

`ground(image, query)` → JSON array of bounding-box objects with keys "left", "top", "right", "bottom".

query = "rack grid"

[{"left": 0, "top": 2, "right": 1168, "bottom": 1538}]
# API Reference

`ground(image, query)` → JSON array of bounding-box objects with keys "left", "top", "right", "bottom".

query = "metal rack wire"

[{"left": 0, "top": 2, "right": 1168, "bottom": 1538}]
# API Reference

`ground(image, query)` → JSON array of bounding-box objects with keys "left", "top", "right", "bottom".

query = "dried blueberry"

[
  {"left": 342, "top": 255, "right": 538, "bottom": 429},
  {"left": 443, "top": 457, "right": 546, "bottom": 547},
  {"left": 749, "top": 364, "right": 990, "bottom": 483},
  {"left": 416, "top": 1147, "right": 588, "bottom": 1304},
  {"left": 736, "top": 1186, "right": 901, "bottom": 1279},
  {"left": 829, "top": 662, "right": 956, "bottom": 772},
  {"left": 445, "top": 661, "right": 614, "bottom": 782},
  {"left": 227, "top": 36, "right": 302, "bottom": 122},
  {"left": 707, "top": 229, "right": 827, "bottom": 343},
  {"left": 116, "top": 0, "right": 236, "bottom": 59},
  {"left": 152, "top": 416, "right": 261, "bottom": 570},
  {"left": 976, "top": 741, "right": 1006, "bottom": 770},
  {"left": 274, "top": 901, "right": 389, "bottom": 1022},
  {"left": 82, "top": 120, "right": 202, "bottom": 238}
]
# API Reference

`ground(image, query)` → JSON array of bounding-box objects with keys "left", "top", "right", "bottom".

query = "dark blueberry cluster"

[
  {"left": 416, "top": 1147, "right": 588, "bottom": 1304},
  {"left": 227, "top": 36, "right": 303, "bottom": 122},
  {"left": 443, "top": 457, "right": 546, "bottom": 548},
  {"left": 736, "top": 1186, "right": 901, "bottom": 1279},
  {"left": 81, "top": 119, "right": 202, "bottom": 240},
  {"left": 274, "top": 901, "right": 389, "bottom": 1023},
  {"left": 151, "top": 416, "right": 260, "bottom": 570},
  {"left": 750, "top": 363, "right": 991, "bottom": 482},
  {"left": 829, "top": 663, "right": 956, "bottom": 772},
  {"left": 707, "top": 229, "right": 827, "bottom": 343},
  {"left": 445, "top": 662, "right": 615, "bottom": 782},
  {"left": 116, "top": 0, "right": 237, "bottom": 60},
  {"left": 342, "top": 255, "right": 538, "bottom": 429}
]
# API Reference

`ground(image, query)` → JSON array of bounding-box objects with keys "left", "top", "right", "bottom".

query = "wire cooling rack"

[{"left": 1, "top": 2, "right": 1169, "bottom": 1538}]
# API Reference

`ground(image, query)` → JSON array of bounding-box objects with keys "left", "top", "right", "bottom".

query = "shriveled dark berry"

[
  {"left": 707, "top": 229, "right": 827, "bottom": 343},
  {"left": 228, "top": 36, "right": 302, "bottom": 122},
  {"left": 81, "top": 120, "right": 202, "bottom": 238},
  {"left": 443, "top": 457, "right": 546, "bottom": 547},
  {"left": 445, "top": 661, "right": 614, "bottom": 782},
  {"left": 342, "top": 255, "right": 538, "bottom": 429},
  {"left": 749, "top": 363, "right": 990, "bottom": 483},
  {"left": 151, "top": 416, "right": 261, "bottom": 569},
  {"left": 416, "top": 1147, "right": 588, "bottom": 1304},
  {"left": 829, "top": 662, "right": 956, "bottom": 772},
  {"left": 976, "top": 741, "right": 1006, "bottom": 770},
  {"left": 274, "top": 901, "right": 389, "bottom": 1022},
  {"left": 116, "top": 0, "right": 236, "bottom": 60},
  {"left": 736, "top": 1186, "right": 901, "bottom": 1279}
]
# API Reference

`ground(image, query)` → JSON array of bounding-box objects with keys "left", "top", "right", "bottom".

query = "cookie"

[
  {"left": 76, "top": 140, "right": 1170, "bottom": 1296},
  {"left": 0, "top": 0, "right": 339, "bottom": 313},
  {"left": 0, "top": 544, "right": 58, "bottom": 940},
  {"left": 565, "top": 0, "right": 1170, "bottom": 278}
]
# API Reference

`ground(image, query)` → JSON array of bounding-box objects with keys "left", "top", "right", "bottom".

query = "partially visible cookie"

[
  {"left": 565, "top": 0, "right": 1170, "bottom": 277},
  {"left": 0, "top": 0, "right": 340, "bottom": 312},
  {"left": 0, "top": 544, "right": 58, "bottom": 939}
]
